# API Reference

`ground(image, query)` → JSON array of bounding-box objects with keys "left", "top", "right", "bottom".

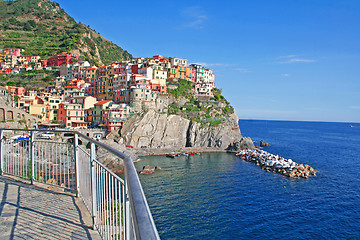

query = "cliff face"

[{"left": 120, "top": 110, "right": 243, "bottom": 150}]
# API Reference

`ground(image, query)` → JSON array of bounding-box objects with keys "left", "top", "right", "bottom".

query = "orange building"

[{"left": 58, "top": 102, "right": 85, "bottom": 128}]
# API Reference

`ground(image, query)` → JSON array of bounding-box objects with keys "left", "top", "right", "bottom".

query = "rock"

[
  {"left": 237, "top": 137, "right": 256, "bottom": 150},
  {"left": 236, "top": 149, "right": 317, "bottom": 179},
  {"left": 121, "top": 109, "right": 243, "bottom": 150},
  {"left": 298, "top": 164, "right": 305, "bottom": 171},
  {"left": 289, "top": 170, "right": 297, "bottom": 178},
  {"left": 140, "top": 165, "right": 155, "bottom": 174},
  {"left": 260, "top": 140, "right": 271, "bottom": 147}
]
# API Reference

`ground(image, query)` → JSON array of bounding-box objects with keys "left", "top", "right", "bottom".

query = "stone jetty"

[{"left": 236, "top": 149, "right": 317, "bottom": 178}]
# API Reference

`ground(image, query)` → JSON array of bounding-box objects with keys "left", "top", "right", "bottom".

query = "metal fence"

[{"left": 0, "top": 129, "right": 160, "bottom": 240}]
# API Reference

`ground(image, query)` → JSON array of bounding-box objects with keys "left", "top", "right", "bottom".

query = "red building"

[
  {"left": 153, "top": 55, "right": 164, "bottom": 61},
  {"left": 47, "top": 53, "right": 79, "bottom": 67}
]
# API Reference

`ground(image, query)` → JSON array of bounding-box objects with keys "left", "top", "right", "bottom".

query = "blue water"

[{"left": 135, "top": 120, "right": 360, "bottom": 239}]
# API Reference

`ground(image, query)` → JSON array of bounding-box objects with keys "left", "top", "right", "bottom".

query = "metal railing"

[{"left": 0, "top": 128, "right": 160, "bottom": 240}]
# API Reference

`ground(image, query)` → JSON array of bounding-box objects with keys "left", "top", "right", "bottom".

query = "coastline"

[{"left": 131, "top": 147, "right": 229, "bottom": 157}]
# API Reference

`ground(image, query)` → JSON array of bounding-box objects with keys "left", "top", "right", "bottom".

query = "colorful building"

[
  {"left": 103, "top": 103, "right": 132, "bottom": 131},
  {"left": 47, "top": 53, "right": 79, "bottom": 67},
  {"left": 58, "top": 102, "right": 85, "bottom": 128},
  {"left": 93, "top": 100, "right": 113, "bottom": 125}
]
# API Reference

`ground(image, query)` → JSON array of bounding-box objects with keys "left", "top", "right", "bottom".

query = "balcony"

[{"left": 0, "top": 129, "right": 160, "bottom": 240}]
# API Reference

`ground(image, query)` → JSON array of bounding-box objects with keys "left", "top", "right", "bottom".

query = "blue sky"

[{"left": 56, "top": 0, "right": 360, "bottom": 123}]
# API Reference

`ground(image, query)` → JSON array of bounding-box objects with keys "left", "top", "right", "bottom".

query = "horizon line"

[{"left": 238, "top": 118, "right": 359, "bottom": 124}]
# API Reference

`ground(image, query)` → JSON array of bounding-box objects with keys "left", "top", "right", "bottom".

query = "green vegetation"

[
  {"left": 167, "top": 79, "right": 194, "bottom": 99},
  {"left": 0, "top": 0, "right": 132, "bottom": 65},
  {"left": 167, "top": 79, "right": 232, "bottom": 127},
  {"left": 211, "top": 88, "right": 234, "bottom": 115},
  {"left": 0, "top": 69, "right": 59, "bottom": 87}
]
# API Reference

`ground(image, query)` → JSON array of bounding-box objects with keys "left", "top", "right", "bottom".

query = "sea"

[{"left": 134, "top": 120, "right": 360, "bottom": 239}]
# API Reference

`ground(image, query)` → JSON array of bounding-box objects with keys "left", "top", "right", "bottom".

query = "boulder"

[
  {"left": 140, "top": 165, "right": 155, "bottom": 174},
  {"left": 260, "top": 140, "right": 271, "bottom": 147}
]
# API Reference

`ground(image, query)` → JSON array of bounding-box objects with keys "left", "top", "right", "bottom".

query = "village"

[{"left": 0, "top": 49, "right": 216, "bottom": 131}]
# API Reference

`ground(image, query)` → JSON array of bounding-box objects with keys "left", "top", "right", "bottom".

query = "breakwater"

[{"left": 236, "top": 149, "right": 317, "bottom": 178}]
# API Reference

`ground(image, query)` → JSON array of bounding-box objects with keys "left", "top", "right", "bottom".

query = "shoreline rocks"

[
  {"left": 260, "top": 140, "right": 271, "bottom": 147},
  {"left": 236, "top": 149, "right": 317, "bottom": 178},
  {"left": 139, "top": 165, "right": 162, "bottom": 175}
]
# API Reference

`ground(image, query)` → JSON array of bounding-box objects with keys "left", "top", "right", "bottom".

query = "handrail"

[{"left": 0, "top": 128, "right": 160, "bottom": 240}]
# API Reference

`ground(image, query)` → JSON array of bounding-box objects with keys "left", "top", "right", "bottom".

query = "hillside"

[
  {"left": 167, "top": 79, "right": 234, "bottom": 127},
  {"left": 0, "top": 0, "right": 132, "bottom": 65}
]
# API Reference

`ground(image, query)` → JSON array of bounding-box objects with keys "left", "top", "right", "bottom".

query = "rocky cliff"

[{"left": 120, "top": 109, "right": 252, "bottom": 150}]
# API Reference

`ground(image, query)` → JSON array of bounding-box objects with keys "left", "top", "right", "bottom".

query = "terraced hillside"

[{"left": 0, "top": 0, "right": 132, "bottom": 65}]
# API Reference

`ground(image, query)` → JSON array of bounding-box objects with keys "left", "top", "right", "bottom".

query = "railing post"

[
  {"left": 30, "top": 131, "right": 35, "bottom": 184},
  {"left": 125, "top": 186, "right": 131, "bottom": 240},
  {"left": 74, "top": 133, "right": 80, "bottom": 197},
  {"left": 90, "top": 142, "right": 97, "bottom": 230},
  {"left": 0, "top": 130, "right": 3, "bottom": 176}
]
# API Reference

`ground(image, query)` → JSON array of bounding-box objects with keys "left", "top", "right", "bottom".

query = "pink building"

[
  {"left": 8, "top": 48, "right": 22, "bottom": 57},
  {"left": 15, "top": 87, "right": 26, "bottom": 96}
]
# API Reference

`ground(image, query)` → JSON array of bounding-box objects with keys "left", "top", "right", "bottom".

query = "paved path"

[{"left": 0, "top": 175, "right": 101, "bottom": 240}]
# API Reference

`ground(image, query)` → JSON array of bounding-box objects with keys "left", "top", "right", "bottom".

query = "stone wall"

[{"left": 0, "top": 93, "right": 43, "bottom": 129}]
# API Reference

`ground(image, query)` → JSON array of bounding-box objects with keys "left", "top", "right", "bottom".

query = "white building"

[{"left": 171, "top": 58, "right": 187, "bottom": 67}]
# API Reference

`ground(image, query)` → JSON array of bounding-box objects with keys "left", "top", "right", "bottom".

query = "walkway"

[{"left": 0, "top": 175, "right": 101, "bottom": 240}]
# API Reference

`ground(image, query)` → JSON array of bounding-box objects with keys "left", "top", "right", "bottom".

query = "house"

[
  {"left": 63, "top": 86, "right": 85, "bottom": 100},
  {"left": 130, "top": 88, "right": 156, "bottom": 102},
  {"left": 8, "top": 48, "right": 23, "bottom": 57},
  {"left": 114, "top": 89, "right": 130, "bottom": 104},
  {"left": 15, "top": 87, "right": 26, "bottom": 96},
  {"left": 84, "top": 108, "right": 94, "bottom": 124},
  {"left": 194, "top": 83, "right": 214, "bottom": 97},
  {"left": 114, "top": 73, "right": 131, "bottom": 91},
  {"left": 204, "top": 68, "right": 215, "bottom": 86},
  {"left": 42, "top": 95, "right": 62, "bottom": 122},
  {"left": 4, "top": 55, "right": 17, "bottom": 67},
  {"left": 138, "top": 66, "right": 153, "bottom": 80},
  {"left": 103, "top": 103, "right": 133, "bottom": 131},
  {"left": 152, "top": 65, "right": 168, "bottom": 80},
  {"left": 190, "top": 64, "right": 205, "bottom": 83},
  {"left": 153, "top": 55, "right": 164, "bottom": 61},
  {"left": 171, "top": 58, "right": 187, "bottom": 67},
  {"left": 70, "top": 96, "right": 97, "bottom": 110},
  {"left": 129, "top": 75, "right": 151, "bottom": 89},
  {"left": 85, "top": 66, "right": 98, "bottom": 82},
  {"left": 47, "top": 53, "right": 79, "bottom": 67},
  {"left": 93, "top": 100, "right": 113, "bottom": 125},
  {"left": 150, "top": 79, "right": 167, "bottom": 94},
  {"left": 58, "top": 102, "right": 85, "bottom": 128}
]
